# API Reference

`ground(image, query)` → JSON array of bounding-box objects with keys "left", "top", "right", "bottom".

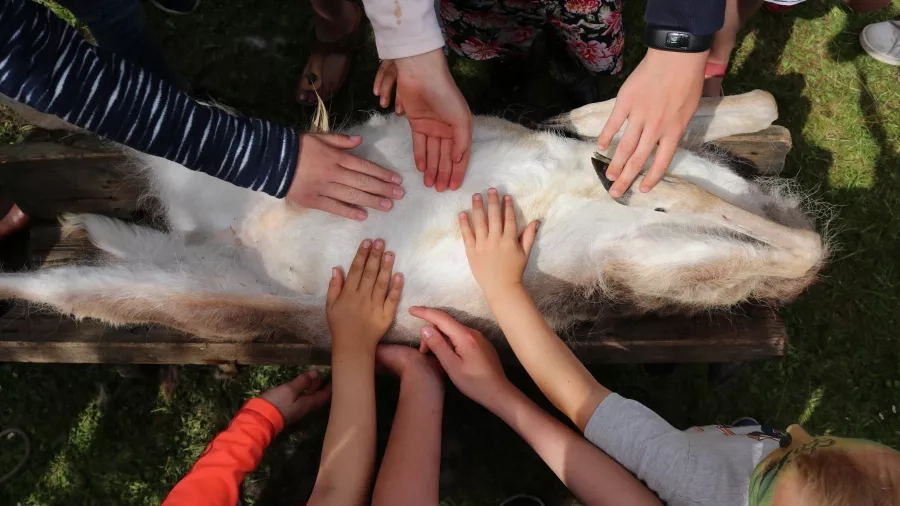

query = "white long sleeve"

[{"left": 361, "top": 0, "right": 445, "bottom": 59}]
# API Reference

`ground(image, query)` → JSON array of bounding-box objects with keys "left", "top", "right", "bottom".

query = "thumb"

[
  {"left": 450, "top": 115, "right": 472, "bottom": 164},
  {"left": 285, "top": 369, "right": 319, "bottom": 396},
  {"left": 421, "top": 326, "right": 461, "bottom": 371},
  {"left": 326, "top": 267, "right": 344, "bottom": 307},
  {"left": 315, "top": 133, "right": 363, "bottom": 150},
  {"left": 520, "top": 220, "right": 539, "bottom": 257}
]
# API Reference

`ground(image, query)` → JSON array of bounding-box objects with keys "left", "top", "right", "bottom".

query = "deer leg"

[
  {"left": 601, "top": 222, "right": 824, "bottom": 311},
  {"left": 544, "top": 90, "right": 778, "bottom": 147},
  {"left": 0, "top": 266, "right": 319, "bottom": 342}
]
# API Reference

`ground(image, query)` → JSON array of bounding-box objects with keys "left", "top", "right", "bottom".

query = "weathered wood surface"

[
  {"left": 0, "top": 126, "right": 794, "bottom": 365},
  {"left": 0, "top": 135, "right": 140, "bottom": 220},
  {"left": 0, "top": 304, "right": 785, "bottom": 365}
]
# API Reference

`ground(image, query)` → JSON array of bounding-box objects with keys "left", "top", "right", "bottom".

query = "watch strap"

[{"left": 645, "top": 25, "right": 714, "bottom": 53}]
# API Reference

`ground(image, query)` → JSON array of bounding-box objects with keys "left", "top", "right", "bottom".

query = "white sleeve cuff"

[
  {"left": 374, "top": 30, "right": 446, "bottom": 60},
  {"left": 363, "top": 0, "right": 446, "bottom": 60}
]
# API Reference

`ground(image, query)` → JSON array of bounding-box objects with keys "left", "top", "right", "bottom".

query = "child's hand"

[
  {"left": 373, "top": 59, "right": 404, "bottom": 115},
  {"left": 376, "top": 344, "right": 444, "bottom": 391},
  {"left": 459, "top": 189, "right": 539, "bottom": 298},
  {"left": 409, "top": 306, "right": 513, "bottom": 409},
  {"left": 260, "top": 369, "right": 332, "bottom": 426},
  {"left": 326, "top": 239, "right": 404, "bottom": 353}
]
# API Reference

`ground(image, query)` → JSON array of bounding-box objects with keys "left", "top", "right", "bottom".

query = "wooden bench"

[{"left": 0, "top": 127, "right": 793, "bottom": 366}]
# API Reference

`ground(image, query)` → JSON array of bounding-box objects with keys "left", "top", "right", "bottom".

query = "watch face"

[{"left": 665, "top": 32, "right": 690, "bottom": 49}]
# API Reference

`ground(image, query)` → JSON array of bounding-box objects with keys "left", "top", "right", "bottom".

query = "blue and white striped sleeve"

[{"left": 0, "top": 0, "right": 299, "bottom": 198}]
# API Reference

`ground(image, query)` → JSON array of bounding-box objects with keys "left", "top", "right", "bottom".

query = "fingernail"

[
  {"left": 640, "top": 186, "right": 649, "bottom": 193},
  {"left": 331, "top": 267, "right": 338, "bottom": 277},
  {"left": 363, "top": 239, "right": 372, "bottom": 248},
  {"left": 356, "top": 211, "right": 367, "bottom": 220},
  {"left": 308, "top": 369, "right": 319, "bottom": 379},
  {"left": 384, "top": 252, "right": 394, "bottom": 262},
  {"left": 455, "top": 153, "right": 463, "bottom": 163},
  {"left": 609, "top": 189, "right": 621, "bottom": 198},
  {"left": 422, "top": 327, "right": 435, "bottom": 339},
  {"left": 380, "top": 199, "right": 392, "bottom": 210},
  {"left": 606, "top": 172, "right": 617, "bottom": 181},
  {"left": 488, "top": 188, "right": 497, "bottom": 195},
  {"left": 350, "top": 135, "right": 361, "bottom": 141},
  {"left": 473, "top": 193, "right": 482, "bottom": 201},
  {"left": 374, "top": 239, "right": 384, "bottom": 250},
  {"left": 392, "top": 186, "right": 404, "bottom": 197}
]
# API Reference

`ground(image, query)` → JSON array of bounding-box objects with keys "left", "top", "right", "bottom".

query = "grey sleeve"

[{"left": 584, "top": 393, "right": 692, "bottom": 504}]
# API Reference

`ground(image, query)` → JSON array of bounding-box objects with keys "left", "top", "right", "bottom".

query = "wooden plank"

[
  {"left": 0, "top": 305, "right": 784, "bottom": 365},
  {"left": 0, "top": 135, "right": 141, "bottom": 219},
  {"left": 711, "top": 125, "right": 792, "bottom": 176}
]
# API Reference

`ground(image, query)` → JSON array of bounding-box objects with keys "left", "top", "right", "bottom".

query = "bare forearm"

[
  {"left": 371, "top": 373, "right": 444, "bottom": 506},
  {"left": 486, "top": 286, "right": 609, "bottom": 430},
  {"left": 309, "top": 348, "right": 377, "bottom": 506},
  {"left": 493, "top": 387, "right": 661, "bottom": 506}
]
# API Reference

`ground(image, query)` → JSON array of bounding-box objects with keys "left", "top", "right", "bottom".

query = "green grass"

[{"left": 2, "top": 1, "right": 900, "bottom": 504}]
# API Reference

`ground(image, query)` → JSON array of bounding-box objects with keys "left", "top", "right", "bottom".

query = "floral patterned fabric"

[{"left": 439, "top": 0, "right": 624, "bottom": 75}]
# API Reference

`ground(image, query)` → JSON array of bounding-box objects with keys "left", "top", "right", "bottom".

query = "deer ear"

[
  {"left": 591, "top": 155, "right": 613, "bottom": 192},
  {"left": 543, "top": 90, "right": 779, "bottom": 147}
]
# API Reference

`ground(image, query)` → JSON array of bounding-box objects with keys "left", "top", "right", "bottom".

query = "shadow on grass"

[
  {"left": 795, "top": 64, "right": 900, "bottom": 438},
  {"left": 699, "top": 1, "right": 900, "bottom": 440},
  {"left": 252, "top": 370, "right": 575, "bottom": 506}
]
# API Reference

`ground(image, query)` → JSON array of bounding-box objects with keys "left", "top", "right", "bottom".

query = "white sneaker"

[{"left": 860, "top": 20, "right": 900, "bottom": 66}]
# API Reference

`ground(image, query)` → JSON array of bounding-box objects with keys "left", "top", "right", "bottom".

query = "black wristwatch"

[{"left": 645, "top": 25, "right": 714, "bottom": 53}]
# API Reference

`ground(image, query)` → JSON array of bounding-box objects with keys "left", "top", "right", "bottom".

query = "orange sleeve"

[{"left": 161, "top": 398, "right": 285, "bottom": 506}]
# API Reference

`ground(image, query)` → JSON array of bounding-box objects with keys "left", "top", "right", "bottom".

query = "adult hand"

[
  {"left": 597, "top": 48, "right": 707, "bottom": 198},
  {"left": 459, "top": 188, "right": 539, "bottom": 299},
  {"left": 326, "top": 239, "right": 404, "bottom": 354},
  {"left": 409, "top": 306, "right": 513, "bottom": 410},
  {"left": 260, "top": 369, "right": 332, "bottom": 426},
  {"left": 394, "top": 49, "right": 473, "bottom": 192},
  {"left": 285, "top": 134, "right": 405, "bottom": 221}
]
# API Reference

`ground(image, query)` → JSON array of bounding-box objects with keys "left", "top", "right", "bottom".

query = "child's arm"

[
  {"left": 308, "top": 239, "right": 404, "bottom": 506},
  {"left": 488, "top": 286, "right": 608, "bottom": 430},
  {"left": 162, "top": 371, "right": 330, "bottom": 506},
  {"left": 458, "top": 189, "right": 609, "bottom": 430},
  {"left": 414, "top": 311, "right": 661, "bottom": 506},
  {"left": 444, "top": 190, "right": 694, "bottom": 504}
]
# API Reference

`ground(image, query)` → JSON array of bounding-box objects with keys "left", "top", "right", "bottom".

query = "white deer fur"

[{"left": 0, "top": 90, "right": 826, "bottom": 344}]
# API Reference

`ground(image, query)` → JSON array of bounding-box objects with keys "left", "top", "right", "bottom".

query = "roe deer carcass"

[{"left": 0, "top": 90, "right": 827, "bottom": 344}]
